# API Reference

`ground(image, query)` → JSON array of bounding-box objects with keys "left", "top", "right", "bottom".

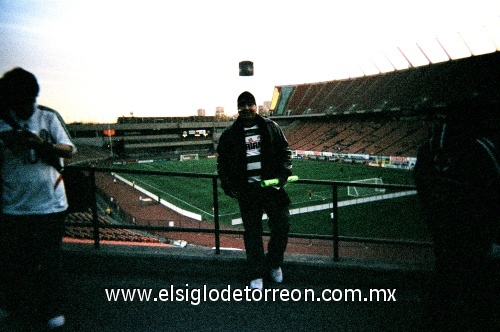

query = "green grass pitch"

[{"left": 111, "top": 158, "right": 430, "bottom": 241}]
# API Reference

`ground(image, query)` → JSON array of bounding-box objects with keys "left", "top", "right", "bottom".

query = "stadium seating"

[
  {"left": 65, "top": 212, "right": 160, "bottom": 243},
  {"left": 274, "top": 52, "right": 499, "bottom": 116},
  {"left": 282, "top": 117, "right": 429, "bottom": 157}
]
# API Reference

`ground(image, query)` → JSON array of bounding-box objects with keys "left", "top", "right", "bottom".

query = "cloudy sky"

[{"left": 1, "top": 0, "right": 498, "bottom": 123}]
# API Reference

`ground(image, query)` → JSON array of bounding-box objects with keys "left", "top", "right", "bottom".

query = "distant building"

[
  {"left": 215, "top": 107, "right": 224, "bottom": 117},
  {"left": 197, "top": 109, "right": 206, "bottom": 117}
]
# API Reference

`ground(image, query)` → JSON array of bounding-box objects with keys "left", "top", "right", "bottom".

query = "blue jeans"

[{"left": 238, "top": 186, "right": 291, "bottom": 280}]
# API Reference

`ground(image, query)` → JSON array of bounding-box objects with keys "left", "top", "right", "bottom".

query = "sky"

[{"left": 1, "top": 0, "right": 499, "bottom": 124}]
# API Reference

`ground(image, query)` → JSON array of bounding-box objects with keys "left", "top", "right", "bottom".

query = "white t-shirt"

[
  {"left": 0, "top": 105, "right": 77, "bottom": 215},
  {"left": 244, "top": 124, "right": 262, "bottom": 184}
]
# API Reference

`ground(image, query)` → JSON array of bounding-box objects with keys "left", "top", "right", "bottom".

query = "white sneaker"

[
  {"left": 270, "top": 267, "right": 283, "bottom": 283},
  {"left": 47, "top": 315, "right": 65, "bottom": 329},
  {"left": 249, "top": 278, "right": 263, "bottom": 291}
]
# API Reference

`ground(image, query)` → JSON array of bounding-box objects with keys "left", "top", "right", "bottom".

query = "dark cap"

[{"left": 237, "top": 91, "right": 256, "bottom": 107}]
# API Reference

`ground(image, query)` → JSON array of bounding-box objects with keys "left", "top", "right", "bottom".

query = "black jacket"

[
  {"left": 413, "top": 121, "right": 500, "bottom": 251},
  {"left": 216, "top": 114, "right": 292, "bottom": 196}
]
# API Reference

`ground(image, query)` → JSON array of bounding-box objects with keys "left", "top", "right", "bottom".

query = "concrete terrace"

[{"left": 4, "top": 240, "right": 435, "bottom": 332}]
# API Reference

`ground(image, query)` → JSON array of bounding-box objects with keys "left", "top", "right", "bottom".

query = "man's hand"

[
  {"left": 277, "top": 177, "right": 288, "bottom": 188},
  {"left": 1, "top": 130, "right": 34, "bottom": 153},
  {"left": 1, "top": 130, "right": 72, "bottom": 162},
  {"left": 21, "top": 130, "right": 46, "bottom": 149}
]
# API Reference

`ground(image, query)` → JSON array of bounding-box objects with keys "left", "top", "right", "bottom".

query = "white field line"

[
  {"left": 130, "top": 163, "right": 214, "bottom": 217},
  {"left": 112, "top": 173, "right": 203, "bottom": 221},
  {"left": 131, "top": 163, "right": 237, "bottom": 218},
  {"left": 231, "top": 190, "right": 417, "bottom": 225}
]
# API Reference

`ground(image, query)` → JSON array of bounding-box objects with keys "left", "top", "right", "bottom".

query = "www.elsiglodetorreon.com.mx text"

[{"left": 105, "top": 285, "right": 397, "bottom": 305}]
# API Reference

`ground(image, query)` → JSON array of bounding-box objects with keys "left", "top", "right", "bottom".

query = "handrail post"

[
  {"left": 332, "top": 184, "right": 339, "bottom": 262},
  {"left": 212, "top": 177, "right": 221, "bottom": 255},
  {"left": 90, "top": 168, "right": 100, "bottom": 249}
]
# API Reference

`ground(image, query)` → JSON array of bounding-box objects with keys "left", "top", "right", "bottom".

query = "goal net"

[
  {"left": 180, "top": 153, "right": 199, "bottom": 161},
  {"left": 347, "top": 178, "right": 386, "bottom": 197}
]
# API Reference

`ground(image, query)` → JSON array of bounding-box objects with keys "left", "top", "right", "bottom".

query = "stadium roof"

[{"left": 271, "top": 51, "right": 499, "bottom": 117}]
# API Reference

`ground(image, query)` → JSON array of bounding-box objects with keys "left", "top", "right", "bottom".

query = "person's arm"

[
  {"left": 274, "top": 123, "right": 293, "bottom": 184},
  {"left": 41, "top": 141, "right": 74, "bottom": 159},
  {"left": 22, "top": 130, "right": 74, "bottom": 159},
  {"left": 216, "top": 130, "right": 239, "bottom": 198}
]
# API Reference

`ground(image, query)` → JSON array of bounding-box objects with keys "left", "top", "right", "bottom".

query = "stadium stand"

[
  {"left": 272, "top": 52, "right": 499, "bottom": 117},
  {"left": 269, "top": 52, "right": 498, "bottom": 158},
  {"left": 281, "top": 116, "right": 429, "bottom": 157}
]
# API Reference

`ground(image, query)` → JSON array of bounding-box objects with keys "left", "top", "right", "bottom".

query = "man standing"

[
  {"left": 0, "top": 67, "right": 76, "bottom": 330},
  {"left": 413, "top": 98, "right": 499, "bottom": 332},
  {"left": 217, "top": 91, "right": 292, "bottom": 291}
]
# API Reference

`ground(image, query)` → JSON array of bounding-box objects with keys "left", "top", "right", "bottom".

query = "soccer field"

[{"left": 111, "top": 158, "right": 430, "bottom": 241}]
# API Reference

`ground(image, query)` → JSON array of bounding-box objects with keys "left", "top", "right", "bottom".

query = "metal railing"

[{"left": 65, "top": 165, "right": 432, "bottom": 262}]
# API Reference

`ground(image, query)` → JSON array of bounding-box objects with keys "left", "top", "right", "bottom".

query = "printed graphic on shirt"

[
  {"left": 245, "top": 125, "right": 262, "bottom": 183},
  {"left": 244, "top": 125, "right": 260, "bottom": 149},
  {"left": 246, "top": 135, "right": 261, "bottom": 155}
]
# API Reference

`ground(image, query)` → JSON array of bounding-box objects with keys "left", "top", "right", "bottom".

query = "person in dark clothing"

[
  {"left": 413, "top": 99, "right": 499, "bottom": 332},
  {"left": 217, "top": 91, "right": 292, "bottom": 290}
]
